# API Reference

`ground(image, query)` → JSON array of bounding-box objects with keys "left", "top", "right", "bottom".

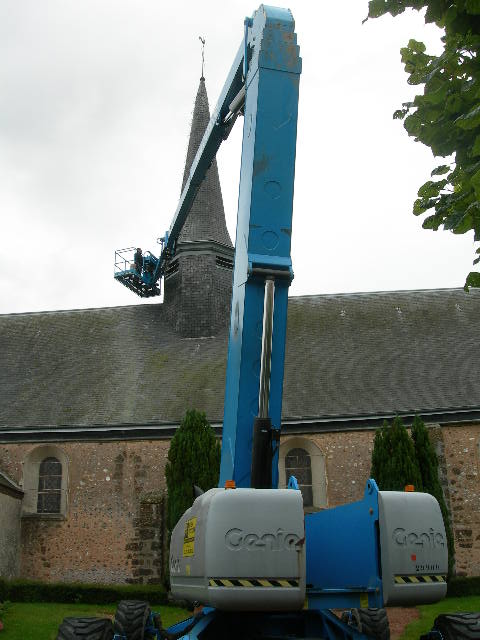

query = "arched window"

[
  {"left": 285, "top": 447, "right": 313, "bottom": 507},
  {"left": 279, "top": 437, "right": 327, "bottom": 511},
  {"left": 37, "top": 457, "right": 62, "bottom": 513},
  {"left": 22, "top": 446, "right": 68, "bottom": 517}
]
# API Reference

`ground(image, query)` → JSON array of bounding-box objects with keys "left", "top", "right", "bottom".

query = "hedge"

[
  {"left": 0, "top": 578, "right": 167, "bottom": 604},
  {"left": 447, "top": 576, "right": 480, "bottom": 598},
  {"left": 0, "top": 575, "right": 478, "bottom": 604}
]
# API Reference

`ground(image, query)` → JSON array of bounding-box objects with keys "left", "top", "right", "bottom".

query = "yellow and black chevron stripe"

[
  {"left": 394, "top": 574, "right": 446, "bottom": 584},
  {"left": 208, "top": 578, "right": 299, "bottom": 588}
]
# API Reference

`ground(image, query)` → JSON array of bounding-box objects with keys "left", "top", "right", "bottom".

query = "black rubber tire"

[
  {"left": 57, "top": 617, "right": 113, "bottom": 640},
  {"left": 113, "top": 600, "right": 151, "bottom": 640},
  {"left": 353, "top": 608, "right": 390, "bottom": 640},
  {"left": 432, "top": 612, "right": 480, "bottom": 639}
]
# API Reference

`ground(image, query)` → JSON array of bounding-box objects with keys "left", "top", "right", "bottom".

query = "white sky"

[{"left": 0, "top": 1, "right": 475, "bottom": 314}]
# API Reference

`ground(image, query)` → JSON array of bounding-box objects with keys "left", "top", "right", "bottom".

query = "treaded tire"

[
  {"left": 113, "top": 600, "right": 151, "bottom": 640},
  {"left": 355, "top": 608, "right": 390, "bottom": 640},
  {"left": 57, "top": 617, "right": 113, "bottom": 640},
  {"left": 432, "top": 612, "right": 480, "bottom": 639}
]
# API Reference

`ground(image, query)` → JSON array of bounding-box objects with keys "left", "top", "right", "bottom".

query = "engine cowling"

[{"left": 169, "top": 487, "right": 306, "bottom": 611}]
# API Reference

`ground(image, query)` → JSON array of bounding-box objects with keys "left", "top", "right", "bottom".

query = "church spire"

[
  {"left": 162, "top": 75, "right": 234, "bottom": 337},
  {"left": 178, "top": 77, "right": 233, "bottom": 248}
]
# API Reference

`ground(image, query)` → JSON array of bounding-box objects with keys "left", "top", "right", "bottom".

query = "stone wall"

[
  {"left": 0, "top": 487, "right": 22, "bottom": 579},
  {"left": 0, "top": 440, "right": 169, "bottom": 584},
  {"left": 0, "top": 422, "right": 478, "bottom": 583},
  {"left": 164, "top": 253, "right": 233, "bottom": 337},
  {"left": 441, "top": 423, "right": 480, "bottom": 576}
]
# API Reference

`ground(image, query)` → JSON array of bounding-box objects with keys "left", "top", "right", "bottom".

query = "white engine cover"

[
  {"left": 379, "top": 491, "right": 448, "bottom": 605},
  {"left": 170, "top": 488, "right": 306, "bottom": 611}
]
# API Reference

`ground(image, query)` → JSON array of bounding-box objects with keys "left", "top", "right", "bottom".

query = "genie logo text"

[
  {"left": 225, "top": 528, "right": 302, "bottom": 551},
  {"left": 393, "top": 528, "right": 445, "bottom": 548}
]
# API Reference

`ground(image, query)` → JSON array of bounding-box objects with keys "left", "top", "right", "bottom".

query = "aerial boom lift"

[{"left": 105, "top": 6, "right": 452, "bottom": 640}]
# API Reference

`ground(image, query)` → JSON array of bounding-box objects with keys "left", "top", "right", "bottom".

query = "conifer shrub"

[
  {"left": 371, "top": 416, "right": 456, "bottom": 577},
  {"left": 370, "top": 417, "right": 422, "bottom": 491},
  {"left": 165, "top": 409, "right": 220, "bottom": 533},
  {"left": 412, "top": 415, "right": 455, "bottom": 577}
]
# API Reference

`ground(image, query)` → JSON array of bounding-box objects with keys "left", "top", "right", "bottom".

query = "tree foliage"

[
  {"left": 371, "top": 417, "right": 423, "bottom": 490},
  {"left": 411, "top": 415, "right": 455, "bottom": 576},
  {"left": 165, "top": 409, "right": 220, "bottom": 532},
  {"left": 367, "top": 1, "right": 480, "bottom": 289}
]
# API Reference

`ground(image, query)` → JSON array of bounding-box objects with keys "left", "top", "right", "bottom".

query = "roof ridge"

[
  {"left": 0, "top": 302, "right": 163, "bottom": 318},
  {"left": 2, "top": 287, "right": 475, "bottom": 317},
  {"left": 290, "top": 287, "right": 472, "bottom": 301}
]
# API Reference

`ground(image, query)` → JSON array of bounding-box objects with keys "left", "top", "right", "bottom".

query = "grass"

[
  {"left": 399, "top": 596, "right": 480, "bottom": 639},
  {"left": 1, "top": 598, "right": 479, "bottom": 640},
  {"left": 0, "top": 602, "right": 189, "bottom": 640}
]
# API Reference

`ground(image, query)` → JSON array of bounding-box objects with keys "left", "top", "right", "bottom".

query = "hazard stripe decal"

[
  {"left": 394, "top": 574, "right": 446, "bottom": 584},
  {"left": 208, "top": 578, "right": 299, "bottom": 588}
]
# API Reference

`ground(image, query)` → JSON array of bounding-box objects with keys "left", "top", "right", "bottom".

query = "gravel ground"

[{"left": 388, "top": 607, "right": 420, "bottom": 639}]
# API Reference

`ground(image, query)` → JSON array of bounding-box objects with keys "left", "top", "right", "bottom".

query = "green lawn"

[
  {"left": 1, "top": 598, "right": 479, "bottom": 640},
  {"left": 0, "top": 602, "right": 189, "bottom": 640},
  {"left": 399, "top": 596, "right": 480, "bottom": 639}
]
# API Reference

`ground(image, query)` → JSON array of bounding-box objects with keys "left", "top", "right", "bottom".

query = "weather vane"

[{"left": 199, "top": 36, "right": 206, "bottom": 79}]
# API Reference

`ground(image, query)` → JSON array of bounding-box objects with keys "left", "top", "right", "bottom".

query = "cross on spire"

[{"left": 199, "top": 36, "right": 205, "bottom": 80}]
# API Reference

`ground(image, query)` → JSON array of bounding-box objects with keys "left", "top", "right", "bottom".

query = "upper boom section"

[{"left": 219, "top": 6, "right": 301, "bottom": 487}]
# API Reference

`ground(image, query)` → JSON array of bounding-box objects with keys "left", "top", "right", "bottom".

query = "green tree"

[
  {"left": 370, "top": 417, "right": 423, "bottom": 491},
  {"left": 411, "top": 415, "right": 455, "bottom": 576},
  {"left": 165, "top": 409, "right": 221, "bottom": 532},
  {"left": 366, "top": 1, "right": 480, "bottom": 289}
]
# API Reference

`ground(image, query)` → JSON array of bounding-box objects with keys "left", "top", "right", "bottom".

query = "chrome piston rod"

[{"left": 258, "top": 278, "right": 275, "bottom": 418}]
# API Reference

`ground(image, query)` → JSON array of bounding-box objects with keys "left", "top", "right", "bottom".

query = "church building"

[{"left": 1, "top": 76, "right": 480, "bottom": 584}]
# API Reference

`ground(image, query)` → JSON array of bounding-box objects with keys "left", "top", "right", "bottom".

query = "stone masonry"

[
  {"left": 0, "top": 423, "right": 479, "bottom": 582},
  {"left": 0, "top": 441, "right": 169, "bottom": 584}
]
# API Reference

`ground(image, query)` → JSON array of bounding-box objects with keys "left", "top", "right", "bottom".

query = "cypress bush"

[
  {"left": 165, "top": 409, "right": 220, "bottom": 533},
  {"left": 412, "top": 415, "right": 455, "bottom": 577},
  {"left": 370, "top": 417, "right": 422, "bottom": 491}
]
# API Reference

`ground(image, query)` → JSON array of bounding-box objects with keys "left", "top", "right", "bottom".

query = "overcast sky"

[{"left": 0, "top": 1, "right": 475, "bottom": 314}]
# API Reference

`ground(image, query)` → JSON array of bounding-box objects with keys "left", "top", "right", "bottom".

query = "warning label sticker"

[{"left": 183, "top": 517, "right": 197, "bottom": 557}]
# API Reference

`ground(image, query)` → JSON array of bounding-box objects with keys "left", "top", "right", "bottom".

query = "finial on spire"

[{"left": 199, "top": 36, "right": 205, "bottom": 80}]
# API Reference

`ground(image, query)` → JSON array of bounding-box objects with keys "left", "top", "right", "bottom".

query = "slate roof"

[
  {"left": 177, "top": 77, "right": 232, "bottom": 248},
  {"left": 1, "top": 288, "right": 479, "bottom": 433}
]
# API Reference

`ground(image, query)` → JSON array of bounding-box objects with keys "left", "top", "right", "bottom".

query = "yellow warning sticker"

[
  {"left": 183, "top": 517, "right": 197, "bottom": 557},
  {"left": 360, "top": 593, "right": 368, "bottom": 608}
]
